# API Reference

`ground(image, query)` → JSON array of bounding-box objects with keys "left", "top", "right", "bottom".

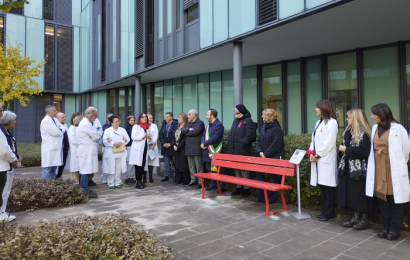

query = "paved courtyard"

[{"left": 10, "top": 166, "right": 410, "bottom": 260}]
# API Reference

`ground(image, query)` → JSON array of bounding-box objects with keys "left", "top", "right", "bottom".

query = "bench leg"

[
  {"left": 264, "top": 190, "right": 270, "bottom": 217},
  {"left": 264, "top": 189, "right": 285, "bottom": 217},
  {"left": 201, "top": 178, "right": 205, "bottom": 199},
  {"left": 205, "top": 180, "right": 223, "bottom": 199},
  {"left": 281, "top": 189, "right": 287, "bottom": 212}
]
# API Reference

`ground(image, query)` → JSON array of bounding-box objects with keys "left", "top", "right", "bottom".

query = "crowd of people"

[{"left": 0, "top": 100, "right": 409, "bottom": 242}]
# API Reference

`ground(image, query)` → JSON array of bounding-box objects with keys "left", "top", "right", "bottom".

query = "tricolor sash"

[{"left": 205, "top": 124, "right": 223, "bottom": 172}]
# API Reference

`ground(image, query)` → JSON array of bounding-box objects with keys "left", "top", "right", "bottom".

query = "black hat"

[{"left": 235, "top": 104, "right": 248, "bottom": 115}]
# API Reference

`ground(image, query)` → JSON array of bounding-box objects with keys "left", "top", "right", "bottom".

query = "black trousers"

[
  {"left": 56, "top": 149, "right": 69, "bottom": 179},
  {"left": 0, "top": 171, "right": 7, "bottom": 208},
  {"left": 319, "top": 184, "right": 335, "bottom": 219},
  {"left": 175, "top": 169, "right": 190, "bottom": 185},
  {"left": 378, "top": 196, "right": 403, "bottom": 234},
  {"left": 135, "top": 140, "right": 148, "bottom": 182}
]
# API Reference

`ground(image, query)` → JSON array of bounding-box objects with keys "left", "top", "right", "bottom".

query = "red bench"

[{"left": 194, "top": 153, "right": 295, "bottom": 217}]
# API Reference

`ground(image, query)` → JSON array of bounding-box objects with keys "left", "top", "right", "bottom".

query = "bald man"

[{"left": 55, "top": 112, "right": 70, "bottom": 179}]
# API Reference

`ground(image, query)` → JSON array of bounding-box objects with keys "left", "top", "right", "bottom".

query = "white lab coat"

[
  {"left": 129, "top": 125, "right": 149, "bottom": 170},
  {"left": 40, "top": 115, "right": 63, "bottom": 168},
  {"left": 77, "top": 117, "right": 100, "bottom": 174},
  {"left": 366, "top": 123, "right": 410, "bottom": 204},
  {"left": 93, "top": 118, "right": 103, "bottom": 154},
  {"left": 67, "top": 125, "right": 80, "bottom": 172},
  {"left": 102, "top": 127, "right": 130, "bottom": 175},
  {"left": 147, "top": 123, "right": 160, "bottom": 167},
  {"left": 0, "top": 131, "right": 17, "bottom": 172},
  {"left": 56, "top": 121, "right": 71, "bottom": 171},
  {"left": 309, "top": 118, "right": 338, "bottom": 187}
]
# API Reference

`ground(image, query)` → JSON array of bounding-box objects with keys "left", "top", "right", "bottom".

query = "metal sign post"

[{"left": 289, "top": 149, "right": 311, "bottom": 219}]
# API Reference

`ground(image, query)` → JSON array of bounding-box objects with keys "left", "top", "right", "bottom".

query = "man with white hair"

[
  {"left": 0, "top": 104, "right": 18, "bottom": 221},
  {"left": 87, "top": 106, "right": 103, "bottom": 187},
  {"left": 77, "top": 107, "right": 100, "bottom": 198},
  {"left": 55, "top": 112, "right": 70, "bottom": 179},
  {"left": 182, "top": 109, "right": 205, "bottom": 188},
  {"left": 40, "top": 105, "right": 64, "bottom": 180}
]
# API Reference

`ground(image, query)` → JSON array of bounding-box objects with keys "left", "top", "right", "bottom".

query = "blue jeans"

[
  {"left": 256, "top": 172, "right": 277, "bottom": 202},
  {"left": 206, "top": 162, "right": 225, "bottom": 189},
  {"left": 80, "top": 174, "right": 89, "bottom": 192},
  {"left": 42, "top": 166, "right": 57, "bottom": 180},
  {"left": 163, "top": 155, "right": 173, "bottom": 177}
]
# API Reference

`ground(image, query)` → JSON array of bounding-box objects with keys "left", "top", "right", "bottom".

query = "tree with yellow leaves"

[{"left": 0, "top": 39, "right": 46, "bottom": 110}]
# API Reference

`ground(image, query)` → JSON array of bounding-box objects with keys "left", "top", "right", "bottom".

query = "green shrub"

[
  {"left": 0, "top": 215, "right": 173, "bottom": 260},
  {"left": 7, "top": 178, "right": 88, "bottom": 212}
]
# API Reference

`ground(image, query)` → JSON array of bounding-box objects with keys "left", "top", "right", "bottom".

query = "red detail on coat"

[{"left": 238, "top": 122, "right": 242, "bottom": 128}]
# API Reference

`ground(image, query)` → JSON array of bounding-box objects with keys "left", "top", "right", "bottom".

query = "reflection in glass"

[
  {"left": 159, "top": 0, "right": 163, "bottom": 38},
  {"left": 243, "top": 66, "right": 258, "bottom": 124},
  {"left": 187, "top": 4, "right": 199, "bottom": 24},
  {"left": 146, "top": 84, "right": 151, "bottom": 114},
  {"left": 112, "top": 0, "right": 117, "bottom": 62},
  {"left": 214, "top": 0, "right": 228, "bottom": 44},
  {"left": 176, "top": 0, "right": 181, "bottom": 29},
  {"left": 119, "top": 89, "right": 125, "bottom": 123},
  {"left": 210, "top": 72, "right": 222, "bottom": 122},
  {"left": 164, "top": 80, "right": 173, "bottom": 115},
  {"left": 109, "top": 89, "right": 116, "bottom": 114},
  {"left": 200, "top": 0, "right": 213, "bottom": 48},
  {"left": 173, "top": 78, "right": 182, "bottom": 114},
  {"left": 183, "top": 76, "right": 197, "bottom": 112},
  {"left": 306, "top": 58, "right": 322, "bottom": 133},
  {"left": 287, "top": 61, "right": 301, "bottom": 134},
  {"left": 154, "top": 82, "right": 164, "bottom": 126},
  {"left": 128, "top": 88, "right": 133, "bottom": 117},
  {"left": 262, "top": 64, "right": 283, "bottom": 127},
  {"left": 167, "top": 0, "right": 172, "bottom": 34},
  {"left": 222, "top": 70, "right": 234, "bottom": 127},
  {"left": 229, "top": 0, "right": 256, "bottom": 38},
  {"left": 306, "top": 0, "right": 332, "bottom": 9},
  {"left": 198, "top": 74, "right": 210, "bottom": 123}
]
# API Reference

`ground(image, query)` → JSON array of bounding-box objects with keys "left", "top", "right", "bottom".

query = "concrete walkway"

[{"left": 9, "top": 166, "right": 410, "bottom": 260}]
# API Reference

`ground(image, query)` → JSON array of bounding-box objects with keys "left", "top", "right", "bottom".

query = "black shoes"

[
  {"left": 342, "top": 212, "right": 360, "bottom": 228},
  {"left": 231, "top": 187, "right": 243, "bottom": 196},
  {"left": 255, "top": 198, "right": 276, "bottom": 204},
  {"left": 386, "top": 232, "right": 400, "bottom": 241},
  {"left": 161, "top": 176, "right": 169, "bottom": 182},
  {"left": 136, "top": 181, "right": 145, "bottom": 189},
  {"left": 353, "top": 213, "right": 370, "bottom": 230},
  {"left": 241, "top": 189, "right": 250, "bottom": 198},
  {"left": 185, "top": 182, "right": 196, "bottom": 187},
  {"left": 88, "top": 181, "right": 97, "bottom": 186},
  {"left": 196, "top": 184, "right": 202, "bottom": 189},
  {"left": 143, "top": 173, "right": 147, "bottom": 183},
  {"left": 378, "top": 230, "right": 388, "bottom": 238},
  {"left": 220, "top": 188, "right": 227, "bottom": 193},
  {"left": 149, "top": 178, "right": 154, "bottom": 183},
  {"left": 175, "top": 182, "right": 182, "bottom": 185},
  {"left": 318, "top": 216, "right": 329, "bottom": 221}
]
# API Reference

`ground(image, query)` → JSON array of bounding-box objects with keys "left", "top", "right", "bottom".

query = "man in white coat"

[
  {"left": 55, "top": 112, "right": 70, "bottom": 179},
  {"left": 87, "top": 107, "right": 103, "bottom": 187},
  {"left": 77, "top": 107, "right": 100, "bottom": 198},
  {"left": 40, "top": 105, "right": 64, "bottom": 180},
  {"left": 0, "top": 103, "right": 18, "bottom": 218}
]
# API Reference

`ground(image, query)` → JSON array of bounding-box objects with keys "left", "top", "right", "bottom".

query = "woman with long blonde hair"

[{"left": 338, "top": 108, "right": 373, "bottom": 230}]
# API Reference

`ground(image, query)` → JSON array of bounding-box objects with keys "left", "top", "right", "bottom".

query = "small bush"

[
  {"left": 7, "top": 178, "right": 88, "bottom": 212},
  {"left": 0, "top": 215, "right": 173, "bottom": 260}
]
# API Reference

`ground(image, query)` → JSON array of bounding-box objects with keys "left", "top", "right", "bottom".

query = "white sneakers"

[{"left": 0, "top": 212, "right": 16, "bottom": 222}]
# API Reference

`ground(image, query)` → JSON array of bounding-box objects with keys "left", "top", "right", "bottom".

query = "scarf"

[
  {"left": 338, "top": 126, "right": 367, "bottom": 179},
  {"left": 139, "top": 122, "right": 149, "bottom": 131}
]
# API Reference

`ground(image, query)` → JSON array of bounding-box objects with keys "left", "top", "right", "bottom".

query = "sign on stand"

[{"left": 289, "top": 149, "right": 311, "bottom": 219}]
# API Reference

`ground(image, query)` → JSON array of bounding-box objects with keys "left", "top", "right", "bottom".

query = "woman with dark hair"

[
  {"left": 366, "top": 103, "right": 410, "bottom": 241},
  {"left": 173, "top": 112, "right": 190, "bottom": 185},
  {"left": 102, "top": 115, "right": 130, "bottom": 189},
  {"left": 338, "top": 109, "right": 373, "bottom": 230},
  {"left": 308, "top": 99, "right": 338, "bottom": 221},
  {"left": 129, "top": 113, "right": 151, "bottom": 189},
  {"left": 124, "top": 115, "right": 136, "bottom": 183}
]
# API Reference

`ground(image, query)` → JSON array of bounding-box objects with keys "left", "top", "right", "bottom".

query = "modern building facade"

[{"left": 1, "top": 0, "right": 410, "bottom": 142}]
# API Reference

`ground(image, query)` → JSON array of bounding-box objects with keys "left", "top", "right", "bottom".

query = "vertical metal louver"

[
  {"left": 135, "top": 0, "right": 144, "bottom": 58},
  {"left": 44, "top": 24, "right": 55, "bottom": 91},
  {"left": 183, "top": 0, "right": 197, "bottom": 10},
  {"left": 258, "top": 0, "right": 277, "bottom": 25},
  {"left": 55, "top": 0, "right": 72, "bottom": 25},
  {"left": 101, "top": 0, "right": 106, "bottom": 81},
  {"left": 145, "top": 0, "right": 154, "bottom": 67},
  {"left": 56, "top": 27, "right": 73, "bottom": 91}
]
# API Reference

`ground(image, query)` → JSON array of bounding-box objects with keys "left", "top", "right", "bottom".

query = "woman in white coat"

[
  {"left": 308, "top": 99, "right": 338, "bottom": 222},
  {"left": 146, "top": 114, "right": 159, "bottom": 183},
  {"left": 366, "top": 103, "right": 410, "bottom": 241},
  {"left": 103, "top": 115, "right": 130, "bottom": 189},
  {"left": 68, "top": 113, "right": 83, "bottom": 183},
  {"left": 129, "top": 113, "right": 151, "bottom": 189}
]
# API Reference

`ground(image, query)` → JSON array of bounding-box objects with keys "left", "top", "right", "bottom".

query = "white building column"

[{"left": 233, "top": 42, "right": 243, "bottom": 105}]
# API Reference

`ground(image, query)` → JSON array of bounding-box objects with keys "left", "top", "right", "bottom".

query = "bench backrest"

[{"left": 212, "top": 153, "right": 295, "bottom": 177}]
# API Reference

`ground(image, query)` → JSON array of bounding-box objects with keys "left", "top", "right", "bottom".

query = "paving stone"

[
  {"left": 331, "top": 229, "right": 376, "bottom": 246},
  {"left": 383, "top": 240, "right": 410, "bottom": 259},
  {"left": 180, "top": 240, "right": 236, "bottom": 259},
  {"left": 158, "top": 228, "right": 199, "bottom": 243},
  {"left": 259, "top": 229, "right": 305, "bottom": 246},
  {"left": 333, "top": 254, "right": 361, "bottom": 260},
  {"left": 344, "top": 240, "right": 392, "bottom": 259},
  {"left": 221, "top": 226, "right": 276, "bottom": 245},
  {"left": 245, "top": 253, "right": 278, "bottom": 260},
  {"left": 261, "top": 239, "right": 314, "bottom": 260},
  {"left": 185, "top": 229, "right": 234, "bottom": 245},
  {"left": 287, "top": 219, "right": 329, "bottom": 234},
  {"left": 213, "top": 240, "right": 274, "bottom": 260},
  {"left": 291, "top": 241, "right": 351, "bottom": 260},
  {"left": 167, "top": 239, "right": 198, "bottom": 253}
]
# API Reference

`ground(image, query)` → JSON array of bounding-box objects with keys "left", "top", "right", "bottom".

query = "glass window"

[
  {"left": 262, "top": 64, "right": 283, "bottom": 127},
  {"left": 183, "top": 76, "right": 198, "bottom": 112},
  {"left": 187, "top": 3, "right": 199, "bottom": 24},
  {"left": 306, "top": 58, "right": 322, "bottom": 133},
  {"left": 146, "top": 84, "right": 151, "bottom": 114},
  {"left": 173, "top": 78, "right": 183, "bottom": 114},
  {"left": 53, "top": 94, "right": 63, "bottom": 113},
  {"left": 26, "top": 18, "right": 45, "bottom": 89},
  {"left": 44, "top": 25, "right": 55, "bottom": 91},
  {"left": 0, "top": 16, "right": 4, "bottom": 46},
  {"left": 364, "top": 46, "right": 400, "bottom": 125},
  {"left": 56, "top": 27, "right": 73, "bottom": 92},
  {"left": 98, "top": 14, "right": 101, "bottom": 71},
  {"left": 24, "top": 0, "right": 42, "bottom": 19},
  {"left": 73, "top": 27, "right": 80, "bottom": 92},
  {"left": 198, "top": 73, "right": 210, "bottom": 123},
  {"left": 214, "top": 0, "right": 228, "bottom": 44},
  {"left": 176, "top": 0, "right": 181, "bottom": 29},
  {"left": 286, "top": 62, "right": 301, "bottom": 134},
  {"left": 118, "top": 89, "right": 125, "bottom": 123},
  {"left": 210, "top": 72, "right": 223, "bottom": 122},
  {"left": 112, "top": 0, "right": 117, "bottom": 62},
  {"left": 80, "top": 4, "right": 92, "bottom": 92},
  {"left": 328, "top": 52, "right": 357, "bottom": 133},
  {"left": 279, "top": 0, "right": 304, "bottom": 19},
  {"left": 44, "top": 0, "right": 54, "bottom": 20},
  {"left": 243, "top": 66, "right": 258, "bottom": 125},
  {"left": 154, "top": 82, "right": 164, "bottom": 127},
  {"left": 167, "top": 0, "right": 172, "bottom": 34},
  {"left": 121, "top": 0, "right": 129, "bottom": 77},
  {"left": 72, "top": 0, "right": 82, "bottom": 26},
  {"left": 407, "top": 44, "right": 410, "bottom": 131},
  {"left": 8, "top": 3, "right": 23, "bottom": 15},
  {"left": 222, "top": 70, "right": 234, "bottom": 128},
  {"left": 109, "top": 90, "right": 116, "bottom": 114},
  {"left": 159, "top": 0, "right": 163, "bottom": 38},
  {"left": 164, "top": 79, "right": 173, "bottom": 115},
  {"left": 128, "top": 87, "right": 134, "bottom": 117},
  {"left": 306, "top": 0, "right": 332, "bottom": 9},
  {"left": 228, "top": 0, "right": 256, "bottom": 38},
  {"left": 128, "top": 0, "right": 135, "bottom": 74},
  {"left": 6, "top": 14, "right": 26, "bottom": 53},
  {"left": 200, "top": 0, "right": 213, "bottom": 48}
]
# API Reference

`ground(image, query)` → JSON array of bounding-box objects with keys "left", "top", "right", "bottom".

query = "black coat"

[
  {"left": 173, "top": 130, "right": 189, "bottom": 172},
  {"left": 256, "top": 120, "right": 284, "bottom": 159},
  {"left": 201, "top": 119, "right": 224, "bottom": 163},
  {"left": 337, "top": 130, "right": 374, "bottom": 212},
  {"left": 124, "top": 124, "right": 133, "bottom": 147},
  {"left": 227, "top": 111, "right": 256, "bottom": 156},
  {"left": 159, "top": 119, "right": 179, "bottom": 156},
  {"left": 181, "top": 118, "right": 205, "bottom": 156}
]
